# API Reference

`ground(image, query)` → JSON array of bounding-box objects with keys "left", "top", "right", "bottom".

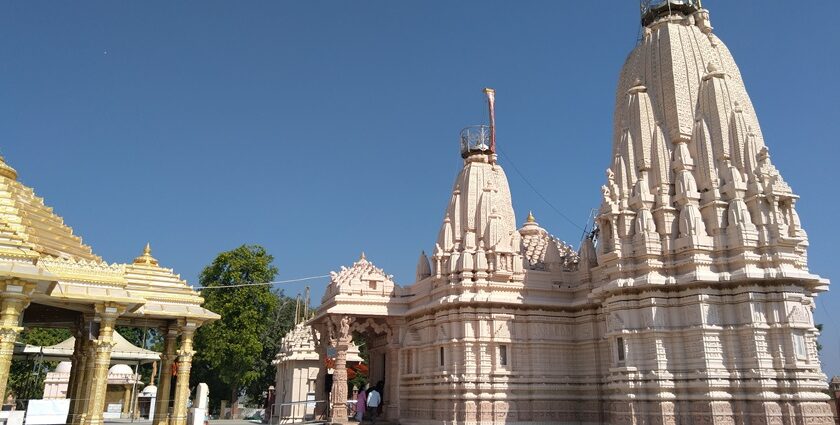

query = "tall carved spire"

[
  {"left": 597, "top": 1, "right": 812, "bottom": 281},
  {"left": 435, "top": 91, "right": 523, "bottom": 284}
]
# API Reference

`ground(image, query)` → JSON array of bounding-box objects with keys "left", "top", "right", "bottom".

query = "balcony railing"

[
  {"left": 460, "top": 125, "right": 492, "bottom": 158},
  {"left": 641, "top": 0, "right": 700, "bottom": 25}
]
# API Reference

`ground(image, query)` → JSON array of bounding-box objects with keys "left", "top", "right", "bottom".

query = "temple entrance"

[{"left": 311, "top": 315, "right": 400, "bottom": 425}]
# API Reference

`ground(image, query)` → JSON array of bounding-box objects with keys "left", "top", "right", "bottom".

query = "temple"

[
  {"left": 0, "top": 154, "right": 219, "bottom": 425},
  {"left": 304, "top": 2, "right": 833, "bottom": 424}
]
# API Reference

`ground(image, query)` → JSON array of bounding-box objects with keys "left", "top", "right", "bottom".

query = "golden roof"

[
  {"left": 0, "top": 156, "right": 99, "bottom": 262},
  {"left": 0, "top": 155, "right": 219, "bottom": 323}
]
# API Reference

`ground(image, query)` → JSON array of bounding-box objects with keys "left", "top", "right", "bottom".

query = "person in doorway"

[
  {"left": 366, "top": 384, "right": 381, "bottom": 424},
  {"left": 375, "top": 381, "right": 384, "bottom": 416},
  {"left": 355, "top": 384, "right": 367, "bottom": 422}
]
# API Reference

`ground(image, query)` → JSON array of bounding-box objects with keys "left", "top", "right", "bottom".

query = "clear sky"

[{"left": 2, "top": 2, "right": 839, "bottom": 376}]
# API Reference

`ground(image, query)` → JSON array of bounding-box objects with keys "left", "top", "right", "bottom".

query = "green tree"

[
  {"left": 243, "top": 295, "right": 297, "bottom": 405},
  {"left": 191, "top": 245, "right": 280, "bottom": 415},
  {"left": 8, "top": 328, "right": 71, "bottom": 402}
]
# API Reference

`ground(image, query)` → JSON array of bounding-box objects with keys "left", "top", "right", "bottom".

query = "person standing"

[
  {"left": 355, "top": 384, "right": 367, "bottom": 422},
  {"left": 365, "top": 385, "right": 381, "bottom": 424}
]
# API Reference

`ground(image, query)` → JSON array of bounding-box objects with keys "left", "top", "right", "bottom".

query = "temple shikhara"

[{"left": 292, "top": 1, "right": 834, "bottom": 424}]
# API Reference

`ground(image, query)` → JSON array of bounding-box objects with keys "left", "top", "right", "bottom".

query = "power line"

[
  {"left": 194, "top": 274, "right": 330, "bottom": 290},
  {"left": 497, "top": 149, "right": 586, "bottom": 232}
]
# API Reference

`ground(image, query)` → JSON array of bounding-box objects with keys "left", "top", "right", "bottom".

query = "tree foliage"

[
  {"left": 8, "top": 328, "right": 71, "bottom": 401},
  {"left": 191, "top": 245, "right": 294, "bottom": 412}
]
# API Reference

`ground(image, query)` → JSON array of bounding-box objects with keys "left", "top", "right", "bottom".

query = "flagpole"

[{"left": 483, "top": 88, "right": 496, "bottom": 154}]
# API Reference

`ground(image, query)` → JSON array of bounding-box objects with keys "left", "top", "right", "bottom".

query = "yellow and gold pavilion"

[{"left": 0, "top": 154, "right": 219, "bottom": 425}]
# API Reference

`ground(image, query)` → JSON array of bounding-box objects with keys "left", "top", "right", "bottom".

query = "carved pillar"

[
  {"left": 0, "top": 279, "right": 34, "bottom": 401},
  {"left": 67, "top": 321, "right": 90, "bottom": 424},
  {"left": 328, "top": 316, "right": 353, "bottom": 424},
  {"left": 170, "top": 321, "right": 197, "bottom": 425},
  {"left": 154, "top": 325, "right": 178, "bottom": 425},
  {"left": 84, "top": 303, "right": 124, "bottom": 425},
  {"left": 74, "top": 331, "right": 98, "bottom": 425}
]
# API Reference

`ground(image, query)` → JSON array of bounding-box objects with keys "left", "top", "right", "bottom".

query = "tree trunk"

[{"left": 230, "top": 386, "right": 239, "bottom": 419}]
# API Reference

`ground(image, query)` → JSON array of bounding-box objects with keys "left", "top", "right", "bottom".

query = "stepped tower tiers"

[
  {"left": 311, "top": 6, "right": 831, "bottom": 424},
  {"left": 591, "top": 2, "right": 832, "bottom": 423}
]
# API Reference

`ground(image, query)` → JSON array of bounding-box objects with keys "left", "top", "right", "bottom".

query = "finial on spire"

[
  {"left": 527, "top": 211, "right": 536, "bottom": 223},
  {"left": 359, "top": 251, "right": 367, "bottom": 262},
  {"left": 133, "top": 242, "right": 159, "bottom": 266}
]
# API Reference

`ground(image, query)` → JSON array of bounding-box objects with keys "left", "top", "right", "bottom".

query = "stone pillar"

[
  {"left": 154, "top": 325, "right": 178, "bottom": 425},
  {"left": 170, "top": 321, "right": 197, "bottom": 425},
  {"left": 122, "top": 385, "right": 132, "bottom": 416},
  {"left": 0, "top": 279, "right": 34, "bottom": 401},
  {"left": 328, "top": 316, "right": 352, "bottom": 425},
  {"left": 84, "top": 303, "right": 124, "bottom": 425},
  {"left": 384, "top": 343, "right": 401, "bottom": 421},
  {"left": 67, "top": 321, "right": 90, "bottom": 424},
  {"left": 312, "top": 325, "right": 328, "bottom": 419}
]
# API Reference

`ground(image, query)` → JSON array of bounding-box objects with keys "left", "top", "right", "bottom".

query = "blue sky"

[{"left": 2, "top": 2, "right": 839, "bottom": 376}]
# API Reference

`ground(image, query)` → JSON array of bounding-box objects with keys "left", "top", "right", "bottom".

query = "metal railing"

[
  {"left": 640, "top": 0, "right": 700, "bottom": 26},
  {"left": 273, "top": 399, "right": 328, "bottom": 424},
  {"left": 459, "top": 125, "right": 492, "bottom": 158}
]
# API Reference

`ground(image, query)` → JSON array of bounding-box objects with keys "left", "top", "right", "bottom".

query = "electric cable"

[
  {"left": 194, "top": 275, "right": 330, "bottom": 290},
  {"left": 496, "top": 149, "right": 586, "bottom": 232}
]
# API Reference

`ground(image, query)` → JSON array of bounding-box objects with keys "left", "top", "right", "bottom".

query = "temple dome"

[
  {"left": 54, "top": 361, "right": 72, "bottom": 374},
  {"left": 141, "top": 385, "right": 157, "bottom": 396},
  {"left": 518, "top": 212, "right": 577, "bottom": 272},
  {"left": 108, "top": 364, "right": 134, "bottom": 375}
]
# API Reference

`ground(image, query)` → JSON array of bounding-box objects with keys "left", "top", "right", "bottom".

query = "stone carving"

[{"left": 305, "top": 4, "right": 832, "bottom": 425}]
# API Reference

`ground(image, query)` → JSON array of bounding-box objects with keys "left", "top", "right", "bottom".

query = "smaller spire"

[
  {"left": 519, "top": 210, "right": 542, "bottom": 236},
  {"left": 133, "top": 242, "right": 159, "bottom": 266},
  {"left": 357, "top": 251, "right": 368, "bottom": 264}
]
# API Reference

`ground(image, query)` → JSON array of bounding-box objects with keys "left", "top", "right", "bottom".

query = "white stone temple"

[
  {"left": 306, "top": 2, "right": 833, "bottom": 424},
  {"left": 272, "top": 322, "right": 364, "bottom": 424}
]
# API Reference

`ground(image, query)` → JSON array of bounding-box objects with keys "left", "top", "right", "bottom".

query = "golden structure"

[{"left": 0, "top": 154, "right": 219, "bottom": 425}]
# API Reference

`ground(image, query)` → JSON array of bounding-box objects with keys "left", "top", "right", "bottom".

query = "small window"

[
  {"left": 499, "top": 345, "right": 508, "bottom": 366},
  {"left": 793, "top": 333, "right": 807, "bottom": 359},
  {"left": 616, "top": 337, "right": 626, "bottom": 362},
  {"left": 439, "top": 346, "right": 444, "bottom": 366}
]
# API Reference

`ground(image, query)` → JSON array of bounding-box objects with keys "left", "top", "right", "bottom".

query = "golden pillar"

[
  {"left": 83, "top": 303, "right": 125, "bottom": 425},
  {"left": 74, "top": 334, "right": 97, "bottom": 425},
  {"left": 122, "top": 385, "right": 132, "bottom": 415},
  {"left": 67, "top": 322, "right": 90, "bottom": 424},
  {"left": 154, "top": 325, "right": 178, "bottom": 425},
  {"left": 170, "top": 321, "right": 196, "bottom": 425},
  {"left": 0, "top": 279, "right": 34, "bottom": 401}
]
